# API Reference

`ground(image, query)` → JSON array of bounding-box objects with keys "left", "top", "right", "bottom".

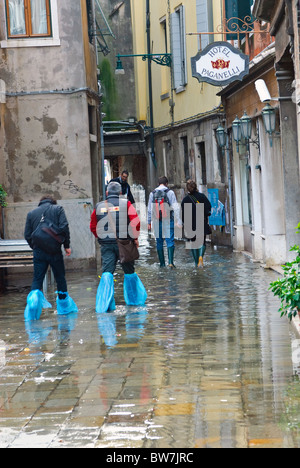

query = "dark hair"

[
  {"left": 122, "top": 170, "right": 129, "bottom": 176},
  {"left": 158, "top": 176, "right": 168, "bottom": 186},
  {"left": 40, "top": 195, "right": 57, "bottom": 205},
  {"left": 186, "top": 180, "right": 198, "bottom": 194}
]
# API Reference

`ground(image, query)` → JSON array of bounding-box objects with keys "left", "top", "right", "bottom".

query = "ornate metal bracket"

[
  {"left": 187, "top": 16, "right": 270, "bottom": 50},
  {"left": 217, "top": 16, "right": 263, "bottom": 35},
  {"left": 141, "top": 54, "right": 172, "bottom": 67},
  {"left": 116, "top": 53, "right": 172, "bottom": 68}
]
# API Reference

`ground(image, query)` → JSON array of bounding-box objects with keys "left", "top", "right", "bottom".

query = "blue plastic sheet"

[
  {"left": 24, "top": 290, "right": 52, "bottom": 322},
  {"left": 124, "top": 273, "right": 147, "bottom": 306},
  {"left": 56, "top": 292, "right": 78, "bottom": 316},
  {"left": 96, "top": 272, "right": 116, "bottom": 314}
]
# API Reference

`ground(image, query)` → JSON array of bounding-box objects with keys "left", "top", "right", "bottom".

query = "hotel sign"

[{"left": 191, "top": 42, "right": 249, "bottom": 87}]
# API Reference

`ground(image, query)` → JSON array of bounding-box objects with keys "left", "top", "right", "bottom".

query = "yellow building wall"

[
  {"left": 130, "top": 0, "right": 223, "bottom": 129},
  {"left": 130, "top": 0, "right": 148, "bottom": 122}
]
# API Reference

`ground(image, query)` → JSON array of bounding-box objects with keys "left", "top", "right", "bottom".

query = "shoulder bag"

[
  {"left": 31, "top": 206, "right": 65, "bottom": 254},
  {"left": 105, "top": 201, "right": 139, "bottom": 264}
]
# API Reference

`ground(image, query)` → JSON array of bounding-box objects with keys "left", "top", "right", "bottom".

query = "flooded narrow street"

[{"left": 0, "top": 234, "right": 300, "bottom": 448}]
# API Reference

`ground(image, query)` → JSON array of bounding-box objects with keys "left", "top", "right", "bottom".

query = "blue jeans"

[
  {"left": 31, "top": 248, "right": 67, "bottom": 292},
  {"left": 156, "top": 220, "right": 175, "bottom": 250}
]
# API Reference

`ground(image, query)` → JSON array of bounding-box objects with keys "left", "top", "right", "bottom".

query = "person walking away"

[
  {"left": 147, "top": 176, "right": 181, "bottom": 268},
  {"left": 181, "top": 180, "right": 211, "bottom": 267},
  {"left": 110, "top": 170, "right": 135, "bottom": 205},
  {"left": 24, "top": 195, "right": 78, "bottom": 321},
  {"left": 90, "top": 181, "right": 147, "bottom": 313}
]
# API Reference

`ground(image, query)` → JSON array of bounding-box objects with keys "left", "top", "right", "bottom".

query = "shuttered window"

[
  {"left": 196, "top": 0, "right": 213, "bottom": 50},
  {"left": 170, "top": 5, "right": 187, "bottom": 90}
]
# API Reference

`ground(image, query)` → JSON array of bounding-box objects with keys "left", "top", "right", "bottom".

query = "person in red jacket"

[{"left": 90, "top": 182, "right": 146, "bottom": 313}]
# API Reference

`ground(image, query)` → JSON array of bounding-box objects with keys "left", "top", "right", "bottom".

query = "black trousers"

[
  {"left": 31, "top": 248, "right": 67, "bottom": 293},
  {"left": 101, "top": 243, "right": 135, "bottom": 275}
]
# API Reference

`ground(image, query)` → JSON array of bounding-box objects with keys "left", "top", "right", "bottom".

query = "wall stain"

[
  {"left": 43, "top": 115, "right": 59, "bottom": 138},
  {"left": 40, "top": 148, "right": 67, "bottom": 184}
]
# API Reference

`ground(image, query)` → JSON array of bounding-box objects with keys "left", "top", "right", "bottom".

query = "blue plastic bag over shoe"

[
  {"left": 24, "top": 290, "right": 52, "bottom": 322},
  {"left": 56, "top": 292, "right": 78, "bottom": 316},
  {"left": 124, "top": 273, "right": 147, "bottom": 306},
  {"left": 97, "top": 313, "right": 118, "bottom": 348},
  {"left": 96, "top": 272, "right": 116, "bottom": 314}
]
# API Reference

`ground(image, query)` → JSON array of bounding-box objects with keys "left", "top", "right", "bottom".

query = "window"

[
  {"left": 181, "top": 136, "right": 190, "bottom": 181},
  {"left": 225, "top": 0, "right": 253, "bottom": 40},
  {"left": 171, "top": 5, "right": 187, "bottom": 89},
  {"left": 160, "top": 17, "right": 168, "bottom": 54},
  {"left": 197, "top": 142, "right": 207, "bottom": 185},
  {"left": 6, "top": 0, "right": 52, "bottom": 38},
  {"left": 196, "top": 0, "right": 213, "bottom": 50}
]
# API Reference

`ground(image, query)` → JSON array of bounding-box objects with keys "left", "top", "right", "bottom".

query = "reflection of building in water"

[{"left": 292, "top": 339, "right": 300, "bottom": 376}]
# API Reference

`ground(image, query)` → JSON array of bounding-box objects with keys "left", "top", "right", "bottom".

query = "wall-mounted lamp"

[
  {"left": 232, "top": 116, "right": 242, "bottom": 153},
  {"left": 261, "top": 103, "right": 276, "bottom": 147},
  {"left": 115, "top": 55, "right": 125, "bottom": 75},
  {"left": 217, "top": 106, "right": 277, "bottom": 153},
  {"left": 240, "top": 111, "right": 252, "bottom": 140},
  {"left": 240, "top": 111, "right": 260, "bottom": 150},
  {"left": 215, "top": 124, "right": 227, "bottom": 149}
]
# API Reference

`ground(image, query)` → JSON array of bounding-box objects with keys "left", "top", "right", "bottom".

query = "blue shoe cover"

[
  {"left": 124, "top": 273, "right": 147, "bottom": 306},
  {"left": 96, "top": 272, "right": 116, "bottom": 313},
  {"left": 97, "top": 314, "right": 118, "bottom": 348},
  {"left": 56, "top": 292, "right": 78, "bottom": 316},
  {"left": 24, "top": 290, "right": 52, "bottom": 322}
]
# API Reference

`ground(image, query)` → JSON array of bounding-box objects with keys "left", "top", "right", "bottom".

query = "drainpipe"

[
  {"left": 146, "top": 0, "right": 157, "bottom": 168},
  {"left": 225, "top": 134, "right": 234, "bottom": 241},
  {"left": 1, "top": 209, "right": 5, "bottom": 239}
]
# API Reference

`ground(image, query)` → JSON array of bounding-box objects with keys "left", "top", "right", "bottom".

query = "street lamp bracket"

[{"left": 115, "top": 53, "right": 172, "bottom": 74}]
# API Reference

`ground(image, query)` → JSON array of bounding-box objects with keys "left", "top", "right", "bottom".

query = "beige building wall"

[{"left": 0, "top": 0, "right": 100, "bottom": 265}]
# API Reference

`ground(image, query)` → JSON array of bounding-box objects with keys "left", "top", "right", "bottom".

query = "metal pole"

[
  {"left": 146, "top": 0, "right": 157, "bottom": 168},
  {"left": 225, "top": 134, "right": 234, "bottom": 240},
  {"left": 100, "top": 111, "right": 106, "bottom": 200}
]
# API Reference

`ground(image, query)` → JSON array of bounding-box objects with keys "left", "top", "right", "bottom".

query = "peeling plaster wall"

[
  {"left": 5, "top": 94, "right": 91, "bottom": 203},
  {"left": 0, "top": 0, "right": 98, "bottom": 264}
]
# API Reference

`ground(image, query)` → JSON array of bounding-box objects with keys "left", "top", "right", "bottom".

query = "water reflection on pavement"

[{"left": 0, "top": 235, "right": 300, "bottom": 448}]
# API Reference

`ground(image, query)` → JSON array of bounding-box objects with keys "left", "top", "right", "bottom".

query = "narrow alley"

[{"left": 0, "top": 234, "right": 299, "bottom": 448}]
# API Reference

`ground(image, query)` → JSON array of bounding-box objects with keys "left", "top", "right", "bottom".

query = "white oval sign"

[{"left": 191, "top": 41, "right": 249, "bottom": 86}]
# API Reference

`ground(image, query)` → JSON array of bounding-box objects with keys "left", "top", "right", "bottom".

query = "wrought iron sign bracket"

[
  {"left": 187, "top": 16, "right": 270, "bottom": 51},
  {"left": 116, "top": 53, "right": 172, "bottom": 68}
]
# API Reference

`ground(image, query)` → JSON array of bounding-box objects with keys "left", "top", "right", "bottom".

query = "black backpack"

[{"left": 31, "top": 206, "right": 65, "bottom": 254}]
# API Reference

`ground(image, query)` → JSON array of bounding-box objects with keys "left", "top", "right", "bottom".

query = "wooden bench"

[
  {"left": 0, "top": 240, "right": 51, "bottom": 295},
  {"left": 0, "top": 240, "right": 33, "bottom": 268}
]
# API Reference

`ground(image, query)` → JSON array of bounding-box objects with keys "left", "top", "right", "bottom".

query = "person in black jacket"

[
  {"left": 24, "top": 195, "right": 77, "bottom": 320},
  {"left": 181, "top": 180, "right": 212, "bottom": 267},
  {"left": 109, "top": 170, "right": 135, "bottom": 205}
]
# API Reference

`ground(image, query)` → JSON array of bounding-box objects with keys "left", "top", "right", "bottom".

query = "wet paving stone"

[{"left": 1, "top": 236, "right": 300, "bottom": 448}]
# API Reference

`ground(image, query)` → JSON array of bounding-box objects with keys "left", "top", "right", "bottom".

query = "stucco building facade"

[{"left": 0, "top": 0, "right": 102, "bottom": 267}]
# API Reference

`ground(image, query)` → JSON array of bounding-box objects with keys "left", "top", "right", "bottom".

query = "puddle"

[{"left": 0, "top": 235, "right": 300, "bottom": 447}]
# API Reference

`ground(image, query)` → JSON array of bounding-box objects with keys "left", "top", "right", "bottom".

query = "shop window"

[{"left": 6, "top": 0, "right": 52, "bottom": 38}]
